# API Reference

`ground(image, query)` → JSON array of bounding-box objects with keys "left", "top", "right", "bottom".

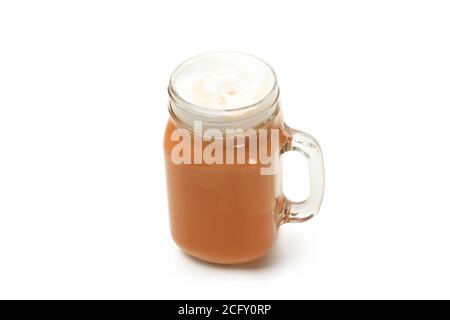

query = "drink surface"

[{"left": 170, "top": 52, "right": 276, "bottom": 110}]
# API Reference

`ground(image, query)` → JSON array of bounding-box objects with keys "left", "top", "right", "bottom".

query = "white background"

[{"left": 1, "top": 0, "right": 449, "bottom": 300}]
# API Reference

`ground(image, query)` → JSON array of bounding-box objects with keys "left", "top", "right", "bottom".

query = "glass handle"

[{"left": 280, "top": 124, "right": 325, "bottom": 223}]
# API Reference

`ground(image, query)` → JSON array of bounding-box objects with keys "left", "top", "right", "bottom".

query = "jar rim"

[{"left": 168, "top": 51, "right": 279, "bottom": 113}]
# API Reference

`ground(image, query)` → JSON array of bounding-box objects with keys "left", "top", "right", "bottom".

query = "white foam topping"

[
  {"left": 171, "top": 52, "right": 276, "bottom": 110},
  {"left": 169, "top": 52, "right": 279, "bottom": 130}
]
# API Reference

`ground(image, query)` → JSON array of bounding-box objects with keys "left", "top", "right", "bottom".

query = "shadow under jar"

[{"left": 164, "top": 52, "right": 324, "bottom": 264}]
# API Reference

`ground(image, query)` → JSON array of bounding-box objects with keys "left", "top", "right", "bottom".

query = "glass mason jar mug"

[{"left": 164, "top": 52, "right": 324, "bottom": 264}]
